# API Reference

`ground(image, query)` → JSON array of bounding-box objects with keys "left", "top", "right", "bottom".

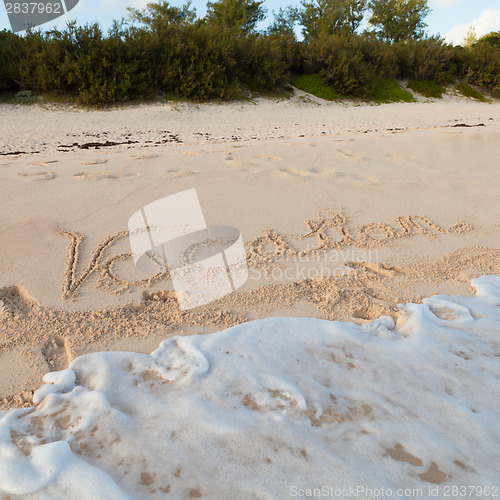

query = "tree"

[
  {"left": 127, "top": 1, "right": 197, "bottom": 32},
  {"left": 267, "top": 6, "right": 299, "bottom": 37},
  {"left": 463, "top": 26, "right": 477, "bottom": 47},
  {"left": 204, "top": 0, "right": 266, "bottom": 33},
  {"left": 368, "top": 0, "right": 430, "bottom": 43},
  {"left": 299, "top": 0, "right": 367, "bottom": 40},
  {"left": 477, "top": 31, "right": 500, "bottom": 48},
  {"left": 344, "top": 0, "right": 368, "bottom": 34}
]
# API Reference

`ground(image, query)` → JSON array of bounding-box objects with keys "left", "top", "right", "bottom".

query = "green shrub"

[
  {"left": 151, "top": 25, "right": 239, "bottom": 101},
  {"left": 455, "top": 82, "right": 487, "bottom": 101},
  {"left": 14, "top": 90, "right": 38, "bottom": 103},
  {"left": 234, "top": 34, "right": 292, "bottom": 90},
  {"left": 292, "top": 74, "right": 343, "bottom": 100},
  {"left": 476, "top": 31, "right": 500, "bottom": 49},
  {"left": 1, "top": 9, "right": 498, "bottom": 106},
  {"left": 464, "top": 42, "right": 500, "bottom": 97},
  {"left": 16, "top": 23, "right": 154, "bottom": 105},
  {"left": 371, "top": 79, "right": 416, "bottom": 103},
  {"left": 393, "top": 38, "right": 456, "bottom": 83},
  {"left": 306, "top": 33, "right": 393, "bottom": 98},
  {"left": 0, "top": 29, "right": 25, "bottom": 92},
  {"left": 408, "top": 79, "right": 446, "bottom": 98}
]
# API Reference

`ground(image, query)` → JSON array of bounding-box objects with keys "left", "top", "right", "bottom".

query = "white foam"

[
  {"left": 33, "top": 369, "right": 76, "bottom": 405},
  {"left": 1, "top": 276, "right": 499, "bottom": 499}
]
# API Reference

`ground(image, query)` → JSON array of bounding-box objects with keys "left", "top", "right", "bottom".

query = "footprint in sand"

[
  {"left": 119, "top": 172, "right": 141, "bottom": 179},
  {"left": 41, "top": 335, "right": 73, "bottom": 371},
  {"left": 73, "top": 172, "right": 117, "bottom": 181},
  {"left": 165, "top": 170, "right": 197, "bottom": 179},
  {"left": 384, "top": 153, "right": 415, "bottom": 162},
  {"left": 0, "top": 300, "right": 7, "bottom": 319},
  {"left": 330, "top": 170, "right": 380, "bottom": 184},
  {"left": 79, "top": 159, "right": 108, "bottom": 165},
  {"left": 426, "top": 299, "right": 474, "bottom": 322},
  {"left": 18, "top": 172, "right": 55, "bottom": 181},
  {"left": 352, "top": 306, "right": 386, "bottom": 321},
  {"left": 225, "top": 154, "right": 256, "bottom": 169},
  {"left": 347, "top": 262, "right": 401, "bottom": 278},
  {"left": 132, "top": 154, "right": 159, "bottom": 160},
  {"left": 0, "top": 286, "right": 39, "bottom": 318},
  {"left": 257, "top": 155, "right": 282, "bottom": 162},
  {"left": 336, "top": 149, "right": 368, "bottom": 161},
  {"left": 272, "top": 166, "right": 380, "bottom": 184},
  {"left": 28, "top": 160, "right": 58, "bottom": 166},
  {"left": 277, "top": 167, "right": 311, "bottom": 178}
]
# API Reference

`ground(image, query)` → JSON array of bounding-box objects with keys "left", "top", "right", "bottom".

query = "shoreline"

[{"left": 1, "top": 279, "right": 500, "bottom": 496}]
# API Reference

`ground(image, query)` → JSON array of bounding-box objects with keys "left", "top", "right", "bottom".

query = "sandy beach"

[{"left": 1, "top": 93, "right": 499, "bottom": 497}]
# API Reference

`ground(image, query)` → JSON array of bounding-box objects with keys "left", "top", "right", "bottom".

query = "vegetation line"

[{"left": 0, "top": 0, "right": 498, "bottom": 105}]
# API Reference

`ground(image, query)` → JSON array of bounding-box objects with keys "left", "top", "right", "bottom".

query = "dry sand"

[{"left": 0, "top": 92, "right": 499, "bottom": 409}]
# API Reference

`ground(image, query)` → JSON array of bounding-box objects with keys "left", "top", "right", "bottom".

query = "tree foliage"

[
  {"left": 127, "top": 1, "right": 197, "bottom": 32},
  {"left": 462, "top": 26, "right": 477, "bottom": 47},
  {"left": 267, "top": 7, "right": 299, "bottom": 37},
  {"left": 476, "top": 31, "right": 500, "bottom": 49},
  {"left": 0, "top": 0, "right": 498, "bottom": 104},
  {"left": 368, "top": 0, "right": 430, "bottom": 42},
  {"left": 299, "top": 0, "right": 367, "bottom": 40},
  {"left": 205, "top": 0, "right": 266, "bottom": 33}
]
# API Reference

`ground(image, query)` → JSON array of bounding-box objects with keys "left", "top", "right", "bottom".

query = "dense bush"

[
  {"left": 15, "top": 23, "right": 154, "bottom": 104},
  {"left": 0, "top": 1, "right": 499, "bottom": 105},
  {"left": 392, "top": 37, "right": 456, "bottom": 83},
  {"left": 477, "top": 31, "right": 500, "bottom": 49},
  {"left": 465, "top": 42, "right": 500, "bottom": 97},
  {"left": 305, "top": 33, "right": 395, "bottom": 97},
  {"left": 145, "top": 24, "right": 239, "bottom": 101},
  {"left": 0, "top": 30, "right": 24, "bottom": 92},
  {"left": 0, "top": 23, "right": 299, "bottom": 103},
  {"left": 233, "top": 34, "right": 294, "bottom": 90}
]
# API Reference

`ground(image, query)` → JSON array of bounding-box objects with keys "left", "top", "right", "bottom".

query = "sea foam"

[{"left": 1, "top": 276, "right": 499, "bottom": 499}]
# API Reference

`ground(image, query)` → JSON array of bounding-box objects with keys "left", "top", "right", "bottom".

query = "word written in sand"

[{"left": 59, "top": 212, "right": 472, "bottom": 300}]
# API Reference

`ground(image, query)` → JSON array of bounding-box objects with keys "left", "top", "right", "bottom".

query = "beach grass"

[
  {"left": 0, "top": 90, "right": 39, "bottom": 104},
  {"left": 408, "top": 79, "right": 446, "bottom": 98},
  {"left": 371, "top": 79, "right": 416, "bottom": 103},
  {"left": 455, "top": 82, "right": 487, "bottom": 101},
  {"left": 292, "top": 75, "right": 416, "bottom": 104},
  {"left": 292, "top": 74, "right": 344, "bottom": 101}
]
